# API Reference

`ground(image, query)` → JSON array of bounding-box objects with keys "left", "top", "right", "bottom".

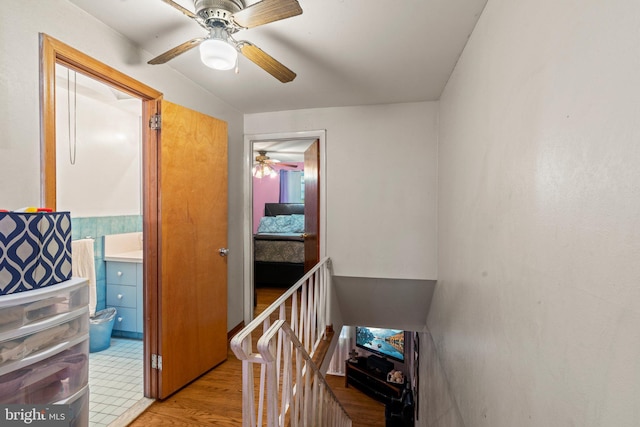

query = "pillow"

[
  {"left": 257, "top": 216, "right": 277, "bottom": 233},
  {"left": 290, "top": 214, "right": 305, "bottom": 233},
  {"left": 257, "top": 215, "right": 294, "bottom": 233}
]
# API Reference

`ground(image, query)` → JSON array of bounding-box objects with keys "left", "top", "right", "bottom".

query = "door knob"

[{"left": 218, "top": 248, "right": 229, "bottom": 257}]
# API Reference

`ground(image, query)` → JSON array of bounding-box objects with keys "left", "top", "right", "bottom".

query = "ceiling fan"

[
  {"left": 253, "top": 150, "right": 297, "bottom": 178},
  {"left": 148, "top": 0, "right": 302, "bottom": 83}
]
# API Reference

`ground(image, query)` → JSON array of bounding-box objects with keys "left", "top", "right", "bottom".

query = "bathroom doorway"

[
  {"left": 40, "top": 34, "right": 162, "bottom": 422},
  {"left": 42, "top": 34, "right": 230, "bottom": 404},
  {"left": 55, "top": 63, "right": 149, "bottom": 425}
]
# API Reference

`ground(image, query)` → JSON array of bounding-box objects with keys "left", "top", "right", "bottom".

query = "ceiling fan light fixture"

[
  {"left": 199, "top": 38, "right": 237, "bottom": 70},
  {"left": 253, "top": 162, "right": 278, "bottom": 179}
]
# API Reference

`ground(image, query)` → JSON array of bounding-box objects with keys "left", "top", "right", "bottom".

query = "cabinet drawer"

[
  {"left": 106, "top": 263, "right": 137, "bottom": 286},
  {"left": 106, "top": 285, "right": 137, "bottom": 309},
  {"left": 112, "top": 307, "right": 137, "bottom": 333}
]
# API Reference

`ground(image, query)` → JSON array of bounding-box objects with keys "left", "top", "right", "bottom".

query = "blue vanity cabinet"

[{"left": 106, "top": 261, "right": 143, "bottom": 339}]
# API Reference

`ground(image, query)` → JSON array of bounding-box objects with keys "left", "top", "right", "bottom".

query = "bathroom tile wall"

[{"left": 71, "top": 215, "right": 142, "bottom": 311}]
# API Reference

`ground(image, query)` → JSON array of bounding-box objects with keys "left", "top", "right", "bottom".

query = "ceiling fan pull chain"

[{"left": 67, "top": 68, "right": 78, "bottom": 166}]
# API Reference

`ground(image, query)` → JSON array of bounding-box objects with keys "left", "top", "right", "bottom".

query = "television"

[{"left": 355, "top": 326, "right": 405, "bottom": 363}]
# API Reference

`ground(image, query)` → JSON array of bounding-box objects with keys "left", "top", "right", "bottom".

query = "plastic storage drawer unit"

[{"left": 0, "top": 278, "right": 89, "bottom": 413}]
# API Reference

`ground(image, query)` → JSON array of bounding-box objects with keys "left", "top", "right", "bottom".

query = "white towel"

[{"left": 71, "top": 238, "right": 97, "bottom": 317}]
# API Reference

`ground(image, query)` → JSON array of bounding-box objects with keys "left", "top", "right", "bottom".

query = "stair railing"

[
  {"left": 258, "top": 319, "right": 351, "bottom": 427},
  {"left": 231, "top": 257, "right": 351, "bottom": 427}
]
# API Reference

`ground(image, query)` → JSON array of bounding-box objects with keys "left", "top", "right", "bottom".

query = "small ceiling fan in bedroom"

[
  {"left": 253, "top": 150, "right": 298, "bottom": 178},
  {"left": 148, "top": 0, "right": 303, "bottom": 82}
]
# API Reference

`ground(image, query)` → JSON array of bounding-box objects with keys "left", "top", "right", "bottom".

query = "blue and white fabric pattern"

[
  {"left": 257, "top": 214, "right": 305, "bottom": 234},
  {"left": 290, "top": 214, "right": 305, "bottom": 233},
  {"left": 0, "top": 212, "right": 72, "bottom": 295}
]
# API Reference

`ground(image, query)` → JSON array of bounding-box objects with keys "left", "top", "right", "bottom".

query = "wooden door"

[
  {"left": 156, "top": 100, "right": 228, "bottom": 399},
  {"left": 304, "top": 140, "right": 320, "bottom": 271}
]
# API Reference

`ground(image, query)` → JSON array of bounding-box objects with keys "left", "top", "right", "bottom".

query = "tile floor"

[{"left": 88, "top": 338, "right": 150, "bottom": 426}]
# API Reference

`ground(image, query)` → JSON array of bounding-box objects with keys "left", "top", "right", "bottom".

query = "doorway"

[
  {"left": 55, "top": 63, "right": 148, "bottom": 425},
  {"left": 41, "top": 34, "right": 229, "bottom": 403},
  {"left": 243, "top": 131, "right": 327, "bottom": 324},
  {"left": 40, "top": 32, "right": 161, "bottom": 397}
]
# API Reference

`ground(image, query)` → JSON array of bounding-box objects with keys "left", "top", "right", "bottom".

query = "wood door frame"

[
  {"left": 242, "top": 130, "right": 327, "bottom": 324},
  {"left": 303, "top": 140, "right": 320, "bottom": 271},
  {"left": 39, "top": 34, "right": 162, "bottom": 398}
]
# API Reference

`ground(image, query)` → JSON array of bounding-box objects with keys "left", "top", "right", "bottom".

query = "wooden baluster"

[
  {"left": 265, "top": 336, "right": 278, "bottom": 427},
  {"left": 294, "top": 346, "right": 303, "bottom": 427},
  {"left": 310, "top": 273, "right": 316, "bottom": 350},
  {"left": 299, "top": 283, "right": 307, "bottom": 352}
]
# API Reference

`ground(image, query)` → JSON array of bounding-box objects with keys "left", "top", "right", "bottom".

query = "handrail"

[
  {"left": 230, "top": 256, "right": 331, "bottom": 361},
  {"left": 231, "top": 257, "right": 351, "bottom": 427}
]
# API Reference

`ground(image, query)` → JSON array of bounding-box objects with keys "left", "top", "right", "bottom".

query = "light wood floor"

[{"left": 129, "top": 287, "right": 385, "bottom": 426}]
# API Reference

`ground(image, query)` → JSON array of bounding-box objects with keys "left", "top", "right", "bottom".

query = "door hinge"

[
  {"left": 152, "top": 354, "right": 163, "bottom": 370},
  {"left": 149, "top": 114, "right": 161, "bottom": 130}
]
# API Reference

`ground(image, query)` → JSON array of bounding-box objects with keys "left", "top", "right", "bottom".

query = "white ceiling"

[
  {"left": 67, "top": 0, "right": 487, "bottom": 114},
  {"left": 253, "top": 139, "right": 312, "bottom": 162}
]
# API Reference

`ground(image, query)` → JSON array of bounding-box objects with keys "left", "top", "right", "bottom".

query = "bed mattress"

[{"left": 254, "top": 233, "right": 304, "bottom": 263}]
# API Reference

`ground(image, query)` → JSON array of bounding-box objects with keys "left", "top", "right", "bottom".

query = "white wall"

[
  {"left": 245, "top": 102, "right": 438, "bottom": 280},
  {"left": 56, "top": 72, "right": 142, "bottom": 217},
  {"left": 0, "top": 0, "right": 245, "bottom": 330},
  {"left": 418, "top": 331, "right": 464, "bottom": 427},
  {"left": 334, "top": 276, "right": 435, "bottom": 332},
  {"left": 430, "top": 0, "right": 640, "bottom": 426}
]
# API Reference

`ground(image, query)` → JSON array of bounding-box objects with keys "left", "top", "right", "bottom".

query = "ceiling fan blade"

[
  {"left": 159, "top": 0, "right": 207, "bottom": 28},
  {"left": 232, "top": 0, "right": 302, "bottom": 29},
  {"left": 265, "top": 159, "right": 298, "bottom": 167},
  {"left": 160, "top": 0, "right": 198, "bottom": 19},
  {"left": 148, "top": 37, "right": 206, "bottom": 65},
  {"left": 256, "top": 161, "right": 297, "bottom": 169},
  {"left": 239, "top": 42, "right": 296, "bottom": 83}
]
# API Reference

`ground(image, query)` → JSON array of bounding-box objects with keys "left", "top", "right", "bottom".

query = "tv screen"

[{"left": 355, "top": 326, "right": 405, "bottom": 362}]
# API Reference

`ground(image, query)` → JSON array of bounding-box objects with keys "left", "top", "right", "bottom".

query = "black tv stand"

[{"left": 345, "top": 357, "right": 403, "bottom": 404}]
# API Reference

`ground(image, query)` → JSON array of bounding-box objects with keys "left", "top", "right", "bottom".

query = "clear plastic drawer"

[
  {"left": 0, "top": 310, "right": 88, "bottom": 370},
  {"left": 56, "top": 384, "right": 89, "bottom": 427},
  {"left": 0, "top": 337, "right": 88, "bottom": 404},
  {"left": 0, "top": 278, "right": 88, "bottom": 333}
]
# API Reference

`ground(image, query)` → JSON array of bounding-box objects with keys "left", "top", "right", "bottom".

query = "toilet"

[{"left": 89, "top": 307, "right": 117, "bottom": 353}]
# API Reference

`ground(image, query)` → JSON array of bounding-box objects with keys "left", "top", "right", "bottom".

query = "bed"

[{"left": 254, "top": 203, "right": 305, "bottom": 287}]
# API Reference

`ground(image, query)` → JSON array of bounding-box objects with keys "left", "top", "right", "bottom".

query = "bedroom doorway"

[{"left": 243, "top": 131, "right": 327, "bottom": 324}]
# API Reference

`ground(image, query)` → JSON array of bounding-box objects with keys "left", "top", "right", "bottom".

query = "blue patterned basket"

[{"left": 0, "top": 212, "right": 72, "bottom": 295}]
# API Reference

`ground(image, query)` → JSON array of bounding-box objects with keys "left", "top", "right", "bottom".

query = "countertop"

[{"left": 104, "top": 250, "right": 143, "bottom": 263}]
